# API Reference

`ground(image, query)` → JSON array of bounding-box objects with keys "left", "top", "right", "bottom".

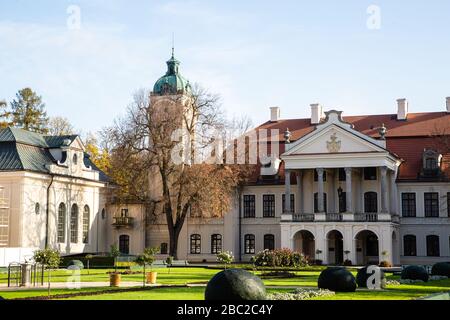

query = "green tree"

[
  {"left": 135, "top": 247, "right": 158, "bottom": 287},
  {"left": 0, "top": 100, "right": 11, "bottom": 128},
  {"left": 109, "top": 244, "right": 120, "bottom": 273},
  {"left": 33, "top": 248, "right": 61, "bottom": 296},
  {"left": 9, "top": 88, "right": 49, "bottom": 133}
]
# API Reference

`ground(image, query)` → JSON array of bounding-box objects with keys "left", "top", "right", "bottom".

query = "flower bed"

[{"left": 268, "top": 288, "right": 335, "bottom": 300}]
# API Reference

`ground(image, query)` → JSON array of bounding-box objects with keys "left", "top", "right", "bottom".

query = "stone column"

[
  {"left": 380, "top": 166, "right": 388, "bottom": 213},
  {"left": 390, "top": 169, "right": 398, "bottom": 215},
  {"left": 296, "top": 170, "right": 303, "bottom": 214},
  {"left": 316, "top": 168, "right": 324, "bottom": 213},
  {"left": 344, "top": 168, "right": 352, "bottom": 212},
  {"left": 285, "top": 169, "right": 291, "bottom": 213}
]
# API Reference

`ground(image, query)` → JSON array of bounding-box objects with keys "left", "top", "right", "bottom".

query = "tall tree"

[
  {"left": 10, "top": 88, "right": 49, "bottom": 133},
  {"left": 48, "top": 116, "right": 75, "bottom": 136},
  {"left": 107, "top": 87, "right": 250, "bottom": 259},
  {"left": 0, "top": 100, "right": 10, "bottom": 129}
]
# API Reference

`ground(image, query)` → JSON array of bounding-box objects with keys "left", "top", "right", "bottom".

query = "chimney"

[
  {"left": 270, "top": 106, "right": 280, "bottom": 122},
  {"left": 446, "top": 97, "right": 450, "bottom": 113},
  {"left": 397, "top": 98, "right": 408, "bottom": 120},
  {"left": 310, "top": 103, "right": 323, "bottom": 125}
]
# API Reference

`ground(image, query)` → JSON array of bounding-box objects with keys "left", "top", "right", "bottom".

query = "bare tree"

[
  {"left": 48, "top": 116, "right": 75, "bottom": 136},
  {"left": 107, "top": 86, "right": 249, "bottom": 259}
]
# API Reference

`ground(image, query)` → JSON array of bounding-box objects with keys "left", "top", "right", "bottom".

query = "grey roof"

[{"left": 0, "top": 127, "right": 109, "bottom": 182}]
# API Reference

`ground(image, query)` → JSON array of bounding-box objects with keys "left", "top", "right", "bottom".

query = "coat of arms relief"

[{"left": 326, "top": 133, "right": 341, "bottom": 153}]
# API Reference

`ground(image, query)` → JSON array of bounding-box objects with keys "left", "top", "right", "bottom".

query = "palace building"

[
  {"left": 107, "top": 53, "right": 450, "bottom": 266},
  {"left": 1, "top": 53, "right": 449, "bottom": 267}
]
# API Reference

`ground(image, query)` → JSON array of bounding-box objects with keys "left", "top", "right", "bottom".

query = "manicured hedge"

[
  {"left": 60, "top": 256, "right": 115, "bottom": 268},
  {"left": 318, "top": 267, "right": 356, "bottom": 292},
  {"left": 205, "top": 269, "right": 267, "bottom": 300},
  {"left": 252, "top": 249, "right": 308, "bottom": 268},
  {"left": 431, "top": 262, "right": 450, "bottom": 277},
  {"left": 401, "top": 265, "right": 429, "bottom": 282}
]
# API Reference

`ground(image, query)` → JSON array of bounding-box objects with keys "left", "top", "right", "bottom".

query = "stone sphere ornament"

[
  {"left": 401, "top": 265, "right": 429, "bottom": 282},
  {"left": 318, "top": 267, "right": 357, "bottom": 292},
  {"left": 204, "top": 269, "right": 267, "bottom": 300}
]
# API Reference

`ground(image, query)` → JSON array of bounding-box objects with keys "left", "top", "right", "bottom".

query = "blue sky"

[{"left": 1, "top": 0, "right": 449, "bottom": 134}]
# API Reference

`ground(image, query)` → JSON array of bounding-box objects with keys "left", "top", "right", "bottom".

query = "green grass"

[{"left": 1, "top": 267, "right": 449, "bottom": 300}]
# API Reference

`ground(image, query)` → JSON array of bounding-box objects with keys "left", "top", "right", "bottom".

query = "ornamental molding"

[{"left": 326, "top": 133, "right": 341, "bottom": 153}]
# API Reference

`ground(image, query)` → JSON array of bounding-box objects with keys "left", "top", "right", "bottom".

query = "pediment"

[{"left": 283, "top": 110, "right": 387, "bottom": 156}]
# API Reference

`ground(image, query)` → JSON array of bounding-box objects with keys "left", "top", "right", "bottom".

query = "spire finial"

[{"left": 171, "top": 32, "right": 175, "bottom": 58}]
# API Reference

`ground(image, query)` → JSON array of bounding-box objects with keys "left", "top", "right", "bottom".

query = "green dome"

[{"left": 153, "top": 52, "right": 191, "bottom": 95}]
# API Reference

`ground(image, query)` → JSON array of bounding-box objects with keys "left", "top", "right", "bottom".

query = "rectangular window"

[
  {"left": 264, "top": 234, "right": 275, "bottom": 251},
  {"left": 364, "top": 167, "right": 377, "bottom": 180},
  {"left": 190, "top": 234, "right": 201, "bottom": 254},
  {"left": 401, "top": 193, "right": 416, "bottom": 217},
  {"left": 447, "top": 193, "right": 450, "bottom": 217},
  {"left": 426, "top": 235, "right": 440, "bottom": 257},
  {"left": 121, "top": 208, "right": 129, "bottom": 217},
  {"left": 263, "top": 195, "right": 275, "bottom": 217},
  {"left": 338, "top": 168, "right": 346, "bottom": 181},
  {"left": 282, "top": 194, "right": 295, "bottom": 213},
  {"left": 424, "top": 193, "right": 439, "bottom": 217},
  {"left": 243, "top": 195, "right": 255, "bottom": 218},
  {"left": 244, "top": 235, "right": 255, "bottom": 254},
  {"left": 211, "top": 234, "right": 222, "bottom": 254}
]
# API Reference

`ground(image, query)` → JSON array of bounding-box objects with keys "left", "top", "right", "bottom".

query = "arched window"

[
  {"left": 57, "top": 203, "right": 66, "bottom": 243},
  {"left": 190, "top": 234, "right": 201, "bottom": 254},
  {"left": 244, "top": 234, "right": 255, "bottom": 254},
  {"left": 35, "top": 203, "right": 40, "bottom": 215},
  {"left": 364, "top": 192, "right": 378, "bottom": 213},
  {"left": 72, "top": 153, "right": 78, "bottom": 165},
  {"left": 426, "top": 235, "right": 440, "bottom": 257},
  {"left": 83, "top": 205, "right": 90, "bottom": 244},
  {"left": 314, "top": 193, "right": 327, "bottom": 213},
  {"left": 264, "top": 234, "right": 275, "bottom": 251},
  {"left": 70, "top": 204, "right": 79, "bottom": 243},
  {"left": 160, "top": 243, "right": 168, "bottom": 254},
  {"left": 211, "top": 234, "right": 222, "bottom": 254},
  {"left": 119, "top": 235, "right": 129, "bottom": 254},
  {"left": 101, "top": 208, "right": 106, "bottom": 219},
  {"left": 403, "top": 235, "right": 416, "bottom": 256}
]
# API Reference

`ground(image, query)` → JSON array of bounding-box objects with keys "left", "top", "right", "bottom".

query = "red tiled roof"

[{"left": 249, "top": 112, "right": 450, "bottom": 182}]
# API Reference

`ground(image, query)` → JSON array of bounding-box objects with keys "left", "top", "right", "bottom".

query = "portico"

[{"left": 279, "top": 110, "right": 402, "bottom": 265}]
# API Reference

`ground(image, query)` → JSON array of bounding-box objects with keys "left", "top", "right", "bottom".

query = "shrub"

[
  {"left": 217, "top": 251, "right": 234, "bottom": 267},
  {"left": 67, "top": 260, "right": 84, "bottom": 270},
  {"left": 252, "top": 249, "right": 308, "bottom": 268},
  {"left": 401, "top": 265, "right": 429, "bottom": 282},
  {"left": 318, "top": 267, "right": 356, "bottom": 292},
  {"left": 356, "top": 265, "right": 386, "bottom": 288},
  {"left": 343, "top": 260, "right": 352, "bottom": 266},
  {"left": 431, "top": 262, "right": 450, "bottom": 277},
  {"left": 205, "top": 269, "right": 266, "bottom": 300},
  {"left": 379, "top": 261, "right": 392, "bottom": 268}
]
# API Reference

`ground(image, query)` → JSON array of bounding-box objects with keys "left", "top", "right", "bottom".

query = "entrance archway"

[
  {"left": 327, "top": 230, "right": 343, "bottom": 265},
  {"left": 355, "top": 230, "right": 379, "bottom": 265},
  {"left": 293, "top": 230, "right": 315, "bottom": 260}
]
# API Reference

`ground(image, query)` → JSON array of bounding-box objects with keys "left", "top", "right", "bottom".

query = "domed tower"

[{"left": 150, "top": 49, "right": 196, "bottom": 163}]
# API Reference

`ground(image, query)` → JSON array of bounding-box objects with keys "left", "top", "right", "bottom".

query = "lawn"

[{"left": 1, "top": 266, "right": 449, "bottom": 300}]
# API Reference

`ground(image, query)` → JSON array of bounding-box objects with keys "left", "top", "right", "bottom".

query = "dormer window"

[
  {"left": 72, "top": 153, "right": 78, "bottom": 165},
  {"left": 422, "top": 149, "right": 441, "bottom": 170},
  {"left": 420, "top": 149, "right": 443, "bottom": 180}
]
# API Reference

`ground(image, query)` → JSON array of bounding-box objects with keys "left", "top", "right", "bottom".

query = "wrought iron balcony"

[{"left": 112, "top": 216, "right": 134, "bottom": 227}]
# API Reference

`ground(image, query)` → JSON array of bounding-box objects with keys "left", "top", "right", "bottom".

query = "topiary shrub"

[
  {"left": 67, "top": 260, "right": 84, "bottom": 270},
  {"left": 431, "top": 262, "right": 450, "bottom": 277},
  {"left": 356, "top": 265, "right": 386, "bottom": 288},
  {"left": 252, "top": 249, "right": 308, "bottom": 268},
  {"left": 318, "top": 267, "right": 356, "bottom": 292},
  {"left": 205, "top": 269, "right": 266, "bottom": 300},
  {"left": 379, "top": 261, "right": 392, "bottom": 268},
  {"left": 401, "top": 265, "right": 429, "bottom": 282}
]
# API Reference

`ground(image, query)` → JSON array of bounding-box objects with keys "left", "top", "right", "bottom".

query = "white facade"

[{"left": 105, "top": 109, "right": 449, "bottom": 267}]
